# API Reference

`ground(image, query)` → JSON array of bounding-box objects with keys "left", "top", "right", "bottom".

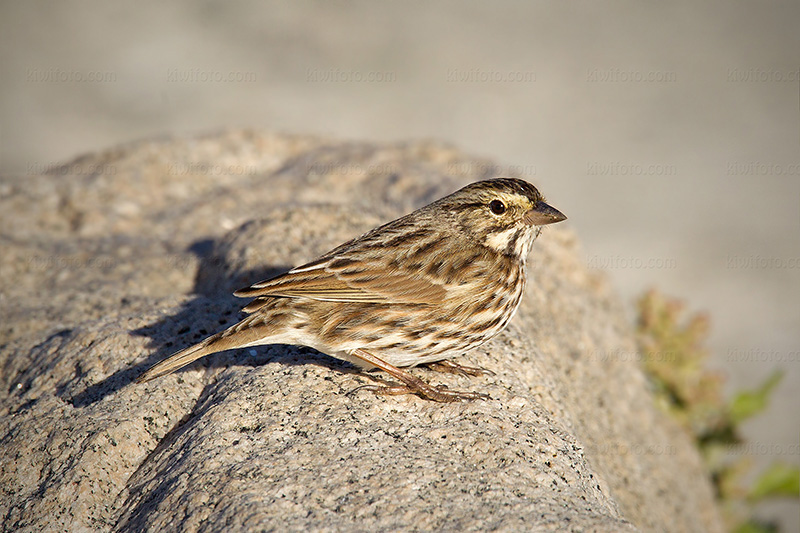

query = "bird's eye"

[{"left": 489, "top": 199, "right": 506, "bottom": 215}]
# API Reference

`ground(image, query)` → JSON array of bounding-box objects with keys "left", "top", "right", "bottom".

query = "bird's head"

[{"left": 439, "top": 177, "right": 567, "bottom": 258}]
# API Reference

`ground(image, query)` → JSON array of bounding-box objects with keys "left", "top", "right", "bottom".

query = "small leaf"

[
  {"left": 733, "top": 520, "right": 778, "bottom": 533},
  {"left": 748, "top": 463, "right": 800, "bottom": 501},
  {"left": 729, "top": 371, "right": 783, "bottom": 424}
]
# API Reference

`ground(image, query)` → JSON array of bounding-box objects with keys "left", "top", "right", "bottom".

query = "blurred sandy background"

[{"left": 1, "top": 1, "right": 797, "bottom": 528}]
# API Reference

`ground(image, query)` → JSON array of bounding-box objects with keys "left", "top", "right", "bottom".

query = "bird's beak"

[{"left": 524, "top": 201, "right": 567, "bottom": 226}]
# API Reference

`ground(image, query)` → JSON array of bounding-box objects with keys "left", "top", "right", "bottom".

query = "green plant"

[{"left": 636, "top": 290, "right": 799, "bottom": 532}]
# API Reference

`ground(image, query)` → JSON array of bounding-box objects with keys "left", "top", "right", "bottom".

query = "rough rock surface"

[{"left": 0, "top": 130, "right": 723, "bottom": 532}]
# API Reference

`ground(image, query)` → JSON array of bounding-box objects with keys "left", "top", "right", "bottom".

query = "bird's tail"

[
  {"left": 135, "top": 340, "right": 218, "bottom": 383},
  {"left": 136, "top": 313, "right": 281, "bottom": 383}
]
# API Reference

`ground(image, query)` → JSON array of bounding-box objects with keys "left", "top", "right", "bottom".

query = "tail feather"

[
  {"left": 136, "top": 315, "right": 278, "bottom": 383},
  {"left": 135, "top": 341, "right": 215, "bottom": 383}
]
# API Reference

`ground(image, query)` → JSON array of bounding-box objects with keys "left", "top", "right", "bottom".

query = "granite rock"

[{"left": 0, "top": 130, "right": 722, "bottom": 532}]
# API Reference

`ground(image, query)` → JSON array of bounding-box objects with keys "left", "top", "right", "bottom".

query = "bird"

[{"left": 136, "top": 177, "right": 566, "bottom": 402}]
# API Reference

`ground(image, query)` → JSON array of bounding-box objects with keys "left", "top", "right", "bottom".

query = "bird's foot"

[{"left": 348, "top": 349, "right": 490, "bottom": 402}]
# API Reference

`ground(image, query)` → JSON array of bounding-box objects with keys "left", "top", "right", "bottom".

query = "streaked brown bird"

[{"left": 136, "top": 177, "right": 566, "bottom": 401}]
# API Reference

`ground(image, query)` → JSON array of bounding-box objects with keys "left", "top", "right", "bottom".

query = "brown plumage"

[{"left": 136, "top": 177, "right": 566, "bottom": 401}]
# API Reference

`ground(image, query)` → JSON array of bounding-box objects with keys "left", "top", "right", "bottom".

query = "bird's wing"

[{"left": 233, "top": 253, "right": 447, "bottom": 310}]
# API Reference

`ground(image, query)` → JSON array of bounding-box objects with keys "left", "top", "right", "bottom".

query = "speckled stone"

[{"left": 0, "top": 130, "right": 722, "bottom": 532}]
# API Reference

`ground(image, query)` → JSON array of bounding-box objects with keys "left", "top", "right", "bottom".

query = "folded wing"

[{"left": 234, "top": 253, "right": 447, "bottom": 312}]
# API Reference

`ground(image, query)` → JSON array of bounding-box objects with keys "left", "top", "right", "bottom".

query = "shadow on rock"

[{"left": 70, "top": 237, "right": 296, "bottom": 408}]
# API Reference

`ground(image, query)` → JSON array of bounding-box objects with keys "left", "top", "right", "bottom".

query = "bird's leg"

[
  {"left": 425, "top": 360, "right": 495, "bottom": 377},
  {"left": 349, "top": 349, "right": 489, "bottom": 403}
]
